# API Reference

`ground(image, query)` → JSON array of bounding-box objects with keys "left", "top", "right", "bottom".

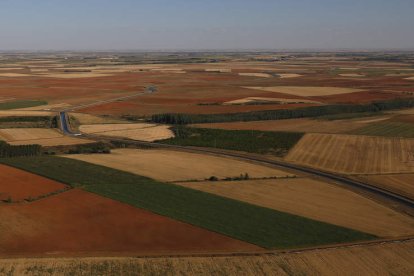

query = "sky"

[{"left": 0, "top": 0, "right": 413, "bottom": 51}]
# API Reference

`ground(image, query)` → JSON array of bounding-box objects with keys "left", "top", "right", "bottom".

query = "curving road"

[{"left": 57, "top": 103, "right": 414, "bottom": 211}]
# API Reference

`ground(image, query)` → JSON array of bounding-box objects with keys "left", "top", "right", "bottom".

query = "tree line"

[
  {"left": 151, "top": 98, "right": 414, "bottom": 125},
  {"left": 0, "top": 141, "right": 42, "bottom": 158}
]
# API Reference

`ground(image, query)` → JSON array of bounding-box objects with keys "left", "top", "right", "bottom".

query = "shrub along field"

[
  {"left": 159, "top": 127, "right": 304, "bottom": 156},
  {"left": 0, "top": 156, "right": 375, "bottom": 249},
  {"left": 0, "top": 100, "right": 48, "bottom": 110}
]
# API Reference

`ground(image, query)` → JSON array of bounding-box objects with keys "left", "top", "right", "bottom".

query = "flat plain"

[
  {"left": 79, "top": 123, "right": 174, "bottom": 142},
  {"left": 1, "top": 52, "right": 414, "bottom": 274},
  {"left": 65, "top": 148, "right": 294, "bottom": 181},
  {"left": 285, "top": 133, "right": 414, "bottom": 174},
  {"left": 0, "top": 240, "right": 412, "bottom": 275},
  {"left": 0, "top": 164, "right": 67, "bottom": 202},
  {"left": 178, "top": 178, "right": 414, "bottom": 237}
]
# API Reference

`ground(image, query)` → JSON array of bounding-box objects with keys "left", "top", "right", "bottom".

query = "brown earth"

[
  {"left": 0, "top": 189, "right": 259, "bottom": 257},
  {"left": 191, "top": 116, "right": 391, "bottom": 134},
  {"left": 285, "top": 133, "right": 414, "bottom": 174},
  {"left": 0, "top": 165, "right": 67, "bottom": 202},
  {"left": 1, "top": 240, "right": 413, "bottom": 275}
]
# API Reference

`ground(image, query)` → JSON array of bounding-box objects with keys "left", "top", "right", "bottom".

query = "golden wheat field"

[
  {"left": 0, "top": 240, "right": 413, "bottom": 275},
  {"left": 0, "top": 128, "right": 93, "bottom": 146},
  {"left": 285, "top": 134, "right": 414, "bottom": 174},
  {"left": 355, "top": 174, "right": 414, "bottom": 199},
  {"left": 178, "top": 178, "right": 414, "bottom": 237},
  {"left": 65, "top": 149, "right": 293, "bottom": 181},
  {"left": 79, "top": 123, "right": 174, "bottom": 141}
]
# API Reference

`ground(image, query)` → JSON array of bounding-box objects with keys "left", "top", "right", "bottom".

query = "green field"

[
  {"left": 0, "top": 100, "right": 47, "bottom": 110},
  {"left": 350, "top": 122, "right": 414, "bottom": 138},
  {"left": 0, "top": 156, "right": 375, "bottom": 249},
  {"left": 159, "top": 127, "right": 303, "bottom": 156}
]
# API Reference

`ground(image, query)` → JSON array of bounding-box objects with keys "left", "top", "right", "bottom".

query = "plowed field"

[
  {"left": 0, "top": 164, "right": 67, "bottom": 202},
  {"left": 0, "top": 189, "right": 259, "bottom": 257}
]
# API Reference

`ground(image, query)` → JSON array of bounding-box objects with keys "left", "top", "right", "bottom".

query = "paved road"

[
  {"left": 56, "top": 95, "right": 414, "bottom": 212},
  {"left": 83, "top": 133, "right": 414, "bottom": 210}
]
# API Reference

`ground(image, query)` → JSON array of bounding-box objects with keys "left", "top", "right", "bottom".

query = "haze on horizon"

[{"left": 1, "top": 0, "right": 413, "bottom": 51}]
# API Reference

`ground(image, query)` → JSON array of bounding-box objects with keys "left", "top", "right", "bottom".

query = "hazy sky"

[{"left": 1, "top": 0, "right": 413, "bottom": 51}]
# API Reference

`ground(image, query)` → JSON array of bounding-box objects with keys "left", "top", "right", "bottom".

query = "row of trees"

[
  {"left": 0, "top": 141, "right": 42, "bottom": 158},
  {"left": 151, "top": 98, "right": 414, "bottom": 125},
  {"left": 0, "top": 116, "right": 58, "bottom": 128}
]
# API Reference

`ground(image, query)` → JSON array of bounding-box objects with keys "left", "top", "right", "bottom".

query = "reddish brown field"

[
  {"left": 0, "top": 165, "right": 67, "bottom": 202},
  {"left": 0, "top": 189, "right": 259, "bottom": 257}
]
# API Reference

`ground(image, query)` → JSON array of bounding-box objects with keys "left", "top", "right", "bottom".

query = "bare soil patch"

[
  {"left": 192, "top": 117, "right": 377, "bottom": 134},
  {"left": 0, "top": 165, "right": 67, "bottom": 202},
  {"left": 0, "top": 189, "right": 258, "bottom": 257},
  {"left": 65, "top": 148, "right": 293, "bottom": 182}
]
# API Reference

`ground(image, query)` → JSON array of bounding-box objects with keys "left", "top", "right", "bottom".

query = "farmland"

[
  {"left": 65, "top": 148, "right": 294, "bottom": 182},
  {"left": 0, "top": 100, "right": 47, "bottom": 110},
  {"left": 0, "top": 128, "right": 93, "bottom": 146},
  {"left": 0, "top": 164, "right": 67, "bottom": 202},
  {"left": 0, "top": 189, "right": 257, "bottom": 256},
  {"left": 79, "top": 123, "right": 174, "bottom": 142},
  {"left": 1, "top": 240, "right": 413, "bottom": 275},
  {"left": 243, "top": 86, "right": 364, "bottom": 96},
  {"left": 355, "top": 174, "right": 414, "bottom": 200},
  {"left": 0, "top": 156, "right": 375, "bottom": 249},
  {"left": 350, "top": 121, "right": 414, "bottom": 138},
  {"left": 1, "top": 52, "right": 414, "bottom": 274},
  {"left": 191, "top": 116, "right": 389, "bottom": 134},
  {"left": 159, "top": 127, "right": 303, "bottom": 156},
  {"left": 178, "top": 178, "right": 414, "bottom": 237},
  {"left": 285, "top": 133, "right": 414, "bottom": 174}
]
